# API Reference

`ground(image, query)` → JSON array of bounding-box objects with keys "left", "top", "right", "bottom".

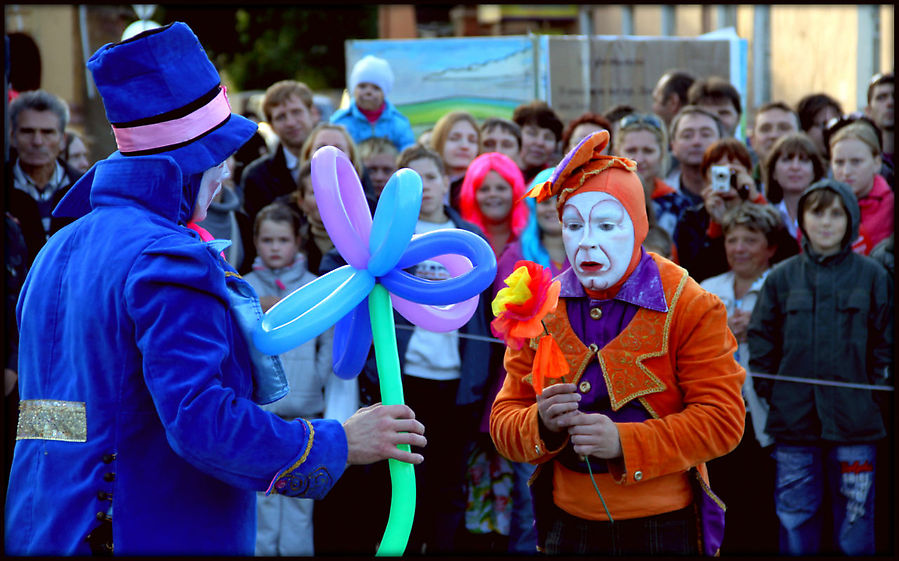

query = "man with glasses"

[{"left": 865, "top": 73, "right": 894, "bottom": 171}]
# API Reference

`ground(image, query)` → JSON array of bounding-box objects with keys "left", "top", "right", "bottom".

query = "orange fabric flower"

[
  {"left": 491, "top": 260, "right": 567, "bottom": 394},
  {"left": 491, "top": 261, "right": 560, "bottom": 349}
]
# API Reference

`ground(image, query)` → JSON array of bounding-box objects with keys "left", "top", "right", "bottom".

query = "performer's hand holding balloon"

[{"left": 343, "top": 403, "right": 426, "bottom": 466}]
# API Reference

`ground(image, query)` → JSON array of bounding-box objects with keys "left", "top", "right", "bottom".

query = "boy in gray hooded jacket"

[{"left": 747, "top": 178, "right": 892, "bottom": 556}]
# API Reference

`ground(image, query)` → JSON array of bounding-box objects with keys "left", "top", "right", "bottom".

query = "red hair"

[{"left": 459, "top": 152, "right": 529, "bottom": 246}]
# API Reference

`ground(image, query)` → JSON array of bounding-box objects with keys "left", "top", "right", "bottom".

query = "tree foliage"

[{"left": 158, "top": 6, "right": 378, "bottom": 91}]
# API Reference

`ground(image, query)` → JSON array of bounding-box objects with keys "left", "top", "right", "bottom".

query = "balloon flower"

[
  {"left": 491, "top": 260, "right": 565, "bottom": 395},
  {"left": 253, "top": 146, "right": 496, "bottom": 555}
]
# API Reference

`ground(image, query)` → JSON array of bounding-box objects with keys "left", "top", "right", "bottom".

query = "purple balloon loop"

[
  {"left": 311, "top": 146, "right": 371, "bottom": 270},
  {"left": 390, "top": 254, "right": 479, "bottom": 332},
  {"left": 381, "top": 229, "right": 497, "bottom": 306}
]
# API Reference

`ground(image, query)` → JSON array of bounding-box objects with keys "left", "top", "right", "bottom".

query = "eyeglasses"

[
  {"left": 869, "top": 72, "right": 894, "bottom": 87},
  {"left": 822, "top": 112, "right": 882, "bottom": 156},
  {"left": 824, "top": 112, "right": 867, "bottom": 134},
  {"left": 618, "top": 113, "right": 664, "bottom": 132}
]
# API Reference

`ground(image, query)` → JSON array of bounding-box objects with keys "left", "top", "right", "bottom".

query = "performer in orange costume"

[{"left": 489, "top": 130, "right": 745, "bottom": 555}]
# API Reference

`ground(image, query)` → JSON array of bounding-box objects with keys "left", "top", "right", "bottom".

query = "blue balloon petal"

[
  {"left": 367, "top": 168, "right": 422, "bottom": 277},
  {"left": 332, "top": 299, "right": 373, "bottom": 379},
  {"left": 253, "top": 266, "right": 374, "bottom": 356},
  {"left": 381, "top": 229, "right": 497, "bottom": 306}
]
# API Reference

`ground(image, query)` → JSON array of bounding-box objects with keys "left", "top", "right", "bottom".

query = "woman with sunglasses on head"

[
  {"left": 824, "top": 114, "right": 894, "bottom": 188},
  {"left": 829, "top": 122, "right": 893, "bottom": 253},
  {"left": 615, "top": 113, "right": 693, "bottom": 238},
  {"left": 762, "top": 132, "right": 828, "bottom": 244}
]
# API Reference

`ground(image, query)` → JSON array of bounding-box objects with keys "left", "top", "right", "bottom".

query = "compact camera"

[
  {"left": 710, "top": 165, "right": 734, "bottom": 193},
  {"left": 709, "top": 165, "right": 752, "bottom": 200}
]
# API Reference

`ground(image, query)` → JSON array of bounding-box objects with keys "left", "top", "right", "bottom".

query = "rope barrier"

[
  {"left": 393, "top": 324, "right": 894, "bottom": 392},
  {"left": 748, "top": 371, "right": 893, "bottom": 392}
]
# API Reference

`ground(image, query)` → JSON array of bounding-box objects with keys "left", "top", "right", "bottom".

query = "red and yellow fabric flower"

[{"left": 491, "top": 261, "right": 567, "bottom": 394}]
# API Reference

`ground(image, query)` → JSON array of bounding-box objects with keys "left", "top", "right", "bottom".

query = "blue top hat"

[
  {"left": 87, "top": 22, "right": 256, "bottom": 176},
  {"left": 54, "top": 22, "right": 258, "bottom": 220}
]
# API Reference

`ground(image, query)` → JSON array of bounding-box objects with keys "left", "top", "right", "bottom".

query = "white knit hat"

[{"left": 349, "top": 55, "right": 394, "bottom": 97}]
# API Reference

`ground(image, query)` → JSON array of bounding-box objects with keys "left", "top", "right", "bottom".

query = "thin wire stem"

[{"left": 584, "top": 456, "right": 613, "bottom": 522}]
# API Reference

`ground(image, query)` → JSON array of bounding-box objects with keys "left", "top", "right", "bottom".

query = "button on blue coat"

[{"left": 5, "top": 155, "right": 347, "bottom": 555}]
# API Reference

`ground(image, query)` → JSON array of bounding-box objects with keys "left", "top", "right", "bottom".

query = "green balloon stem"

[{"left": 369, "top": 285, "right": 416, "bottom": 557}]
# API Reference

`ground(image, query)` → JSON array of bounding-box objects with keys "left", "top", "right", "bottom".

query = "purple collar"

[{"left": 556, "top": 249, "right": 668, "bottom": 312}]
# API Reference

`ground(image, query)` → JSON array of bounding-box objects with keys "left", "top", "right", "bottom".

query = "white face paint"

[
  {"left": 561, "top": 191, "right": 635, "bottom": 290},
  {"left": 191, "top": 161, "right": 231, "bottom": 222}
]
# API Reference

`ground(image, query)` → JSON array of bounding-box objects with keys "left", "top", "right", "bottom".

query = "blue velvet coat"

[{"left": 5, "top": 155, "right": 347, "bottom": 555}]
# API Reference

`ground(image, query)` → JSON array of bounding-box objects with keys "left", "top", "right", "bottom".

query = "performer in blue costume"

[{"left": 4, "top": 22, "right": 426, "bottom": 556}]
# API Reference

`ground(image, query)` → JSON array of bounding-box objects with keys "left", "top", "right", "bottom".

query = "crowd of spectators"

[{"left": 5, "top": 46, "right": 893, "bottom": 557}]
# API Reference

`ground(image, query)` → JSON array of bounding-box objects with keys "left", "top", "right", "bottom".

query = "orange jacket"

[{"left": 490, "top": 253, "right": 745, "bottom": 520}]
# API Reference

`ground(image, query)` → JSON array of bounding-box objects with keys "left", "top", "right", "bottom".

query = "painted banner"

[{"left": 347, "top": 30, "right": 747, "bottom": 137}]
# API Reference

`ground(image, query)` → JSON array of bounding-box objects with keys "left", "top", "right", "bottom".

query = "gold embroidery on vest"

[{"left": 600, "top": 269, "right": 688, "bottom": 410}]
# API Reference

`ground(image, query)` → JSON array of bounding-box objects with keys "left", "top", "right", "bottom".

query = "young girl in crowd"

[
  {"left": 245, "top": 203, "right": 353, "bottom": 556},
  {"left": 458, "top": 152, "right": 529, "bottom": 257},
  {"left": 748, "top": 179, "right": 892, "bottom": 556},
  {"left": 762, "top": 132, "right": 827, "bottom": 242},
  {"left": 463, "top": 166, "right": 564, "bottom": 554},
  {"left": 614, "top": 113, "right": 692, "bottom": 237},
  {"left": 430, "top": 110, "right": 480, "bottom": 209},
  {"left": 829, "top": 122, "right": 893, "bottom": 253}
]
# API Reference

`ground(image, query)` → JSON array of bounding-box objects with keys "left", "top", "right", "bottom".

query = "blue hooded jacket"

[
  {"left": 330, "top": 99, "right": 416, "bottom": 152},
  {"left": 5, "top": 154, "right": 347, "bottom": 555}
]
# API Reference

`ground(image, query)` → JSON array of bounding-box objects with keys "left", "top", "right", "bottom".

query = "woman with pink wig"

[{"left": 458, "top": 152, "right": 530, "bottom": 256}]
